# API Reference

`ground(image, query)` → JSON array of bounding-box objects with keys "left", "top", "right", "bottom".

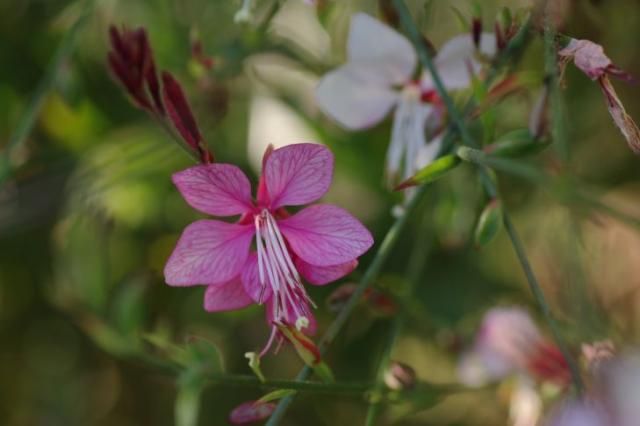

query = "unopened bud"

[
  {"left": 474, "top": 198, "right": 503, "bottom": 247},
  {"left": 326, "top": 283, "right": 397, "bottom": 316},
  {"left": 395, "top": 154, "right": 461, "bottom": 191},
  {"left": 229, "top": 400, "right": 275, "bottom": 425},
  {"left": 384, "top": 361, "right": 417, "bottom": 391},
  {"left": 529, "top": 86, "right": 550, "bottom": 140},
  {"left": 275, "top": 323, "right": 321, "bottom": 367}
]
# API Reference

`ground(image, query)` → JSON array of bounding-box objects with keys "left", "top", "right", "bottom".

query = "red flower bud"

[
  {"left": 107, "top": 26, "right": 164, "bottom": 115},
  {"left": 162, "top": 72, "right": 213, "bottom": 163}
]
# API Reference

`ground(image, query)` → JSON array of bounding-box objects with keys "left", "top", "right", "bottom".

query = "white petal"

[
  {"left": 415, "top": 132, "right": 443, "bottom": 169},
  {"left": 347, "top": 13, "right": 416, "bottom": 85},
  {"left": 431, "top": 32, "right": 497, "bottom": 90},
  {"left": 316, "top": 64, "right": 399, "bottom": 130}
]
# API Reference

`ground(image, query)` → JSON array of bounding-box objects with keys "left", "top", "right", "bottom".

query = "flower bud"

[
  {"left": 229, "top": 401, "right": 275, "bottom": 425},
  {"left": 384, "top": 361, "right": 417, "bottom": 391},
  {"left": 474, "top": 198, "right": 503, "bottom": 247},
  {"left": 395, "top": 154, "right": 461, "bottom": 190}
]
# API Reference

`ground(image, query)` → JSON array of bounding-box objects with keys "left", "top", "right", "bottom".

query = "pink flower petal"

[
  {"left": 203, "top": 278, "right": 254, "bottom": 312},
  {"left": 164, "top": 220, "right": 254, "bottom": 286},
  {"left": 296, "top": 258, "right": 358, "bottom": 286},
  {"left": 316, "top": 64, "right": 399, "bottom": 130},
  {"left": 347, "top": 13, "right": 416, "bottom": 86},
  {"left": 279, "top": 204, "right": 373, "bottom": 267},
  {"left": 229, "top": 401, "right": 276, "bottom": 425},
  {"left": 241, "top": 253, "right": 273, "bottom": 303},
  {"left": 263, "top": 143, "right": 334, "bottom": 209},
  {"left": 172, "top": 164, "right": 253, "bottom": 216},
  {"left": 559, "top": 38, "right": 611, "bottom": 80}
]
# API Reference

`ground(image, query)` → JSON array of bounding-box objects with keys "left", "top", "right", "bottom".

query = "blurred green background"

[{"left": 3, "top": 0, "right": 640, "bottom": 424}]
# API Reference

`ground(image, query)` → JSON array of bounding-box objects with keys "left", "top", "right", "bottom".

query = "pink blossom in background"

[
  {"left": 546, "top": 352, "right": 640, "bottom": 426},
  {"left": 315, "top": 13, "right": 496, "bottom": 188},
  {"left": 458, "top": 307, "right": 570, "bottom": 387},
  {"left": 559, "top": 38, "right": 640, "bottom": 153},
  {"left": 164, "top": 143, "right": 373, "bottom": 355}
]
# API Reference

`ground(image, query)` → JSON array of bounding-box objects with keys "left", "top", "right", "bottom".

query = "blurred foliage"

[{"left": 3, "top": 0, "right": 640, "bottom": 425}]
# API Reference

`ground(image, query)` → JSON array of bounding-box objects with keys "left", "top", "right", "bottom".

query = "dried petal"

[{"left": 599, "top": 76, "right": 640, "bottom": 154}]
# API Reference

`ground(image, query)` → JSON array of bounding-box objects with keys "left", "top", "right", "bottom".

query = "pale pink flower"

[
  {"left": 559, "top": 38, "right": 640, "bottom": 154},
  {"left": 164, "top": 143, "right": 373, "bottom": 354},
  {"left": 458, "top": 307, "right": 570, "bottom": 386},
  {"left": 316, "top": 13, "right": 496, "bottom": 185},
  {"left": 546, "top": 398, "right": 610, "bottom": 426},
  {"left": 546, "top": 352, "right": 640, "bottom": 426}
]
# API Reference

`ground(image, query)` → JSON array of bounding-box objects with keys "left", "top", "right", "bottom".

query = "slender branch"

[
  {"left": 456, "top": 146, "right": 640, "bottom": 231},
  {"left": 365, "top": 208, "right": 433, "bottom": 425},
  {"left": 392, "top": 0, "right": 584, "bottom": 393},
  {"left": 0, "top": 0, "right": 93, "bottom": 183},
  {"left": 265, "top": 184, "right": 432, "bottom": 425}
]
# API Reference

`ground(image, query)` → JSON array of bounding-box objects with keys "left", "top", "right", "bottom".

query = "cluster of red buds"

[{"left": 107, "top": 26, "right": 214, "bottom": 164}]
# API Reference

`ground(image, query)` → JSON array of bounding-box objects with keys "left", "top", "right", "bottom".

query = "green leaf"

[
  {"left": 396, "top": 155, "right": 461, "bottom": 190},
  {"left": 474, "top": 199, "right": 503, "bottom": 247},
  {"left": 257, "top": 389, "right": 297, "bottom": 404},
  {"left": 485, "top": 129, "right": 549, "bottom": 157},
  {"left": 313, "top": 361, "right": 335, "bottom": 384}
]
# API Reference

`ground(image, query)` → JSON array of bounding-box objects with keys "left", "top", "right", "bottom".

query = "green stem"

[
  {"left": 266, "top": 184, "right": 431, "bottom": 425},
  {"left": 393, "top": 0, "right": 584, "bottom": 393},
  {"left": 0, "top": 0, "right": 93, "bottom": 183},
  {"left": 456, "top": 146, "right": 640, "bottom": 231},
  {"left": 365, "top": 208, "right": 433, "bottom": 426},
  {"left": 543, "top": 3, "right": 570, "bottom": 163}
]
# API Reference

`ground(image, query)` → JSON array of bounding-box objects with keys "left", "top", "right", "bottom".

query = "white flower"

[{"left": 316, "top": 13, "right": 496, "bottom": 185}]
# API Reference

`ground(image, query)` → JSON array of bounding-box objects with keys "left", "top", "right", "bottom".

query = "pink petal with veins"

[
  {"left": 164, "top": 220, "right": 254, "bottom": 286},
  {"left": 172, "top": 164, "right": 253, "bottom": 216},
  {"left": 279, "top": 204, "right": 373, "bottom": 267},
  {"left": 241, "top": 253, "right": 274, "bottom": 303},
  {"left": 262, "top": 143, "right": 333, "bottom": 209},
  {"left": 296, "top": 258, "right": 358, "bottom": 286},
  {"left": 204, "top": 278, "right": 254, "bottom": 312}
]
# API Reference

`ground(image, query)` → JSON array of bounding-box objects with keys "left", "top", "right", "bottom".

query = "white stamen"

[
  {"left": 387, "top": 85, "right": 427, "bottom": 186},
  {"left": 254, "top": 209, "right": 314, "bottom": 331}
]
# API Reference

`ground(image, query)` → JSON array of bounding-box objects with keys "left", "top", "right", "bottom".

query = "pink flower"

[
  {"left": 229, "top": 400, "right": 276, "bottom": 424},
  {"left": 458, "top": 307, "right": 570, "bottom": 387},
  {"left": 546, "top": 351, "right": 640, "bottom": 426},
  {"left": 164, "top": 143, "right": 373, "bottom": 355},
  {"left": 559, "top": 38, "right": 640, "bottom": 154},
  {"left": 316, "top": 13, "right": 496, "bottom": 185}
]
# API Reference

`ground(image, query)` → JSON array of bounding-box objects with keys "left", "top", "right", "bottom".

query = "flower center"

[{"left": 253, "top": 209, "right": 314, "bottom": 328}]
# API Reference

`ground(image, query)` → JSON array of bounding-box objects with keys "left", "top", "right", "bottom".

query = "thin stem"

[
  {"left": 265, "top": 184, "right": 431, "bottom": 425},
  {"left": 393, "top": 0, "right": 584, "bottom": 393},
  {"left": 456, "top": 146, "right": 640, "bottom": 231},
  {"left": 365, "top": 207, "right": 433, "bottom": 426},
  {"left": 0, "top": 0, "right": 93, "bottom": 183},
  {"left": 543, "top": 4, "right": 570, "bottom": 163}
]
